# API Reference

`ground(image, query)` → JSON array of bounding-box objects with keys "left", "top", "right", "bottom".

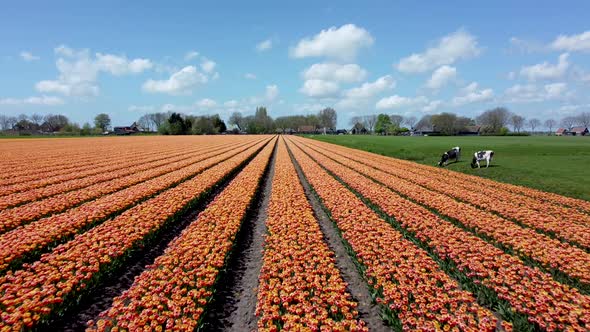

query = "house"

[
  {"left": 458, "top": 125, "right": 481, "bottom": 136},
  {"left": 570, "top": 127, "right": 589, "bottom": 136},
  {"left": 555, "top": 128, "right": 567, "bottom": 136},
  {"left": 297, "top": 125, "right": 319, "bottom": 134},
  {"left": 113, "top": 122, "right": 144, "bottom": 135}
]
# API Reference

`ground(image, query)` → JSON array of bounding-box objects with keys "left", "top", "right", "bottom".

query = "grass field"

[{"left": 307, "top": 135, "right": 590, "bottom": 201}]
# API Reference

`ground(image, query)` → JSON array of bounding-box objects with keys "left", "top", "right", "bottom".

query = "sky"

[{"left": 1, "top": 0, "right": 589, "bottom": 128}]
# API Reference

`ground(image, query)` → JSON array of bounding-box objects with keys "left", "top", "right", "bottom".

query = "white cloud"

[
  {"left": 425, "top": 65, "right": 457, "bottom": 89},
  {"left": 520, "top": 53, "right": 570, "bottom": 81},
  {"left": 303, "top": 63, "right": 367, "bottom": 83},
  {"left": 376, "top": 95, "right": 428, "bottom": 110},
  {"left": 265, "top": 85, "right": 279, "bottom": 101},
  {"left": 224, "top": 100, "right": 239, "bottom": 108},
  {"left": 396, "top": 30, "right": 481, "bottom": 73},
  {"left": 299, "top": 79, "right": 340, "bottom": 98},
  {"left": 256, "top": 39, "right": 272, "bottom": 52},
  {"left": 142, "top": 66, "right": 207, "bottom": 95},
  {"left": 291, "top": 24, "right": 374, "bottom": 61},
  {"left": 344, "top": 75, "right": 395, "bottom": 99},
  {"left": 550, "top": 31, "right": 590, "bottom": 52},
  {"left": 504, "top": 82, "right": 569, "bottom": 103},
  {"left": 128, "top": 105, "right": 156, "bottom": 112},
  {"left": 422, "top": 100, "right": 443, "bottom": 113},
  {"left": 508, "top": 37, "right": 544, "bottom": 54},
  {"left": 244, "top": 73, "right": 257, "bottom": 80},
  {"left": 37, "top": 45, "right": 153, "bottom": 97},
  {"left": 20, "top": 51, "right": 40, "bottom": 62},
  {"left": 196, "top": 98, "right": 217, "bottom": 108},
  {"left": 0, "top": 95, "right": 64, "bottom": 106},
  {"left": 184, "top": 51, "right": 200, "bottom": 61},
  {"left": 200, "top": 58, "right": 216, "bottom": 73},
  {"left": 452, "top": 82, "right": 493, "bottom": 106}
]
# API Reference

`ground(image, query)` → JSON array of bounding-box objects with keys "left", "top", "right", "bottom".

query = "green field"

[{"left": 307, "top": 135, "right": 590, "bottom": 201}]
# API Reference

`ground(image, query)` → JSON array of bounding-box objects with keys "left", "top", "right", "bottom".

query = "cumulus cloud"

[
  {"left": 376, "top": 95, "right": 428, "bottom": 110},
  {"left": 128, "top": 105, "right": 156, "bottom": 112},
  {"left": 0, "top": 95, "right": 64, "bottom": 106},
  {"left": 550, "top": 31, "right": 590, "bottom": 52},
  {"left": 244, "top": 73, "right": 257, "bottom": 80},
  {"left": 200, "top": 58, "right": 216, "bottom": 73},
  {"left": 20, "top": 51, "right": 40, "bottom": 62},
  {"left": 504, "top": 82, "right": 569, "bottom": 103},
  {"left": 256, "top": 39, "right": 273, "bottom": 52},
  {"left": 302, "top": 63, "right": 367, "bottom": 83},
  {"left": 36, "top": 45, "right": 152, "bottom": 97},
  {"left": 344, "top": 75, "right": 395, "bottom": 99},
  {"left": 299, "top": 79, "right": 340, "bottom": 98},
  {"left": 265, "top": 85, "right": 279, "bottom": 101},
  {"left": 422, "top": 100, "right": 443, "bottom": 113},
  {"left": 291, "top": 24, "right": 374, "bottom": 61},
  {"left": 396, "top": 30, "right": 481, "bottom": 73},
  {"left": 224, "top": 100, "right": 239, "bottom": 108},
  {"left": 451, "top": 82, "right": 493, "bottom": 106},
  {"left": 520, "top": 53, "right": 569, "bottom": 81},
  {"left": 142, "top": 66, "right": 207, "bottom": 95},
  {"left": 425, "top": 65, "right": 457, "bottom": 89},
  {"left": 196, "top": 98, "right": 217, "bottom": 108}
]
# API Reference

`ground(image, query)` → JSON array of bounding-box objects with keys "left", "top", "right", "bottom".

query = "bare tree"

[
  {"left": 476, "top": 107, "right": 511, "bottom": 133},
  {"left": 229, "top": 111, "right": 245, "bottom": 131},
  {"left": 389, "top": 114, "right": 404, "bottom": 128},
  {"left": 403, "top": 116, "right": 417, "bottom": 129},
  {"left": 17, "top": 114, "right": 28, "bottom": 122},
  {"left": 510, "top": 114, "right": 525, "bottom": 133},
  {"left": 576, "top": 112, "right": 590, "bottom": 128},
  {"left": 544, "top": 118, "right": 557, "bottom": 133},
  {"left": 561, "top": 116, "right": 577, "bottom": 130},
  {"left": 6, "top": 116, "right": 17, "bottom": 130},
  {"left": 0, "top": 115, "right": 9, "bottom": 130},
  {"left": 30, "top": 113, "right": 44, "bottom": 126},
  {"left": 363, "top": 114, "right": 377, "bottom": 133},
  {"left": 318, "top": 108, "right": 337, "bottom": 130},
  {"left": 528, "top": 118, "right": 541, "bottom": 133}
]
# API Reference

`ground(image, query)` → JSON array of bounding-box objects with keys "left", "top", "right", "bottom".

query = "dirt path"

[
  {"left": 286, "top": 140, "right": 390, "bottom": 332},
  {"left": 199, "top": 143, "right": 277, "bottom": 331}
]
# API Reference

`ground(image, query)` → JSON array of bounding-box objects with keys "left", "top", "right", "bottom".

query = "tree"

[
  {"left": 363, "top": 114, "right": 377, "bottom": 133},
  {"left": 374, "top": 114, "right": 392, "bottom": 135},
  {"left": 544, "top": 118, "right": 557, "bottom": 133},
  {"left": 0, "top": 115, "right": 9, "bottom": 130},
  {"left": 431, "top": 112, "right": 460, "bottom": 135},
  {"left": 349, "top": 116, "right": 366, "bottom": 134},
  {"left": 43, "top": 114, "right": 69, "bottom": 132},
  {"left": 30, "top": 113, "right": 44, "bottom": 127},
  {"left": 138, "top": 114, "right": 154, "bottom": 132},
  {"left": 561, "top": 116, "right": 577, "bottom": 130},
  {"left": 80, "top": 122, "right": 93, "bottom": 136},
  {"left": 403, "top": 116, "right": 417, "bottom": 129},
  {"left": 165, "top": 112, "right": 191, "bottom": 135},
  {"left": 415, "top": 115, "right": 433, "bottom": 132},
  {"left": 318, "top": 108, "right": 337, "bottom": 131},
  {"left": 211, "top": 114, "right": 227, "bottom": 133},
  {"left": 510, "top": 114, "right": 525, "bottom": 133},
  {"left": 528, "top": 118, "right": 541, "bottom": 133},
  {"left": 253, "top": 107, "right": 274, "bottom": 133},
  {"left": 150, "top": 112, "right": 168, "bottom": 130},
  {"left": 576, "top": 112, "right": 590, "bottom": 128},
  {"left": 94, "top": 113, "right": 111, "bottom": 132},
  {"left": 389, "top": 114, "right": 404, "bottom": 128},
  {"left": 476, "top": 107, "right": 510, "bottom": 134},
  {"left": 229, "top": 112, "right": 245, "bottom": 131}
]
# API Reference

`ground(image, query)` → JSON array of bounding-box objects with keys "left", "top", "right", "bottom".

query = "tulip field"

[{"left": 0, "top": 136, "right": 588, "bottom": 331}]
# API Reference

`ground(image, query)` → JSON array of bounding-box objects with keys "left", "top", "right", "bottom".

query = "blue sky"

[{"left": 1, "top": 0, "right": 589, "bottom": 128}]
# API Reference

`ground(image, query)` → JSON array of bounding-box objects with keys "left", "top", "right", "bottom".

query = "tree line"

[{"left": 0, "top": 113, "right": 112, "bottom": 136}]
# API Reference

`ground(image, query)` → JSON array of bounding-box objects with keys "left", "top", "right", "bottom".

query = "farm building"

[
  {"left": 556, "top": 127, "right": 588, "bottom": 136},
  {"left": 113, "top": 122, "right": 144, "bottom": 135},
  {"left": 458, "top": 125, "right": 481, "bottom": 136},
  {"left": 555, "top": 128, "right": 567, "bottom": 136}
]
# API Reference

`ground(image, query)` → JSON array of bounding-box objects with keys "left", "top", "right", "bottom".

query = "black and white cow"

[
  {"left": 471, "top": 150, "right": 494, "bottom": 168},
  {"left": 438, "top": 146, "right": 461, "bottom": 167}
]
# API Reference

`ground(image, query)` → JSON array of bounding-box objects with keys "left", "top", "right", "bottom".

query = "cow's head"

[
  {"left": 438, "top": 153, "right": 449, "bottom": 166},
  {"left": 470, "top": 156, "right": 477, "bottom": 168}
]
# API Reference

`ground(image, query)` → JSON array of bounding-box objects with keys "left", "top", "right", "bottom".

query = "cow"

[
  {"left": 438, "top": 146, "right": 461, "bottom": 167},
  {"left": 471, "top": 150, "right": 494, "bottom": 168}
]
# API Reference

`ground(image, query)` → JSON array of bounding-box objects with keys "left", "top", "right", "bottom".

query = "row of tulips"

[
  {"left": 285, "top": 138, "right": 505, "bottom": 332},
  {"left": 87, "top": 137, "right": 276, "bottom": 331},
  {"left": 0, "top": 139, "right": 260, "bottom": 234},
  {"left": 310, "top": 140, "right": 590, "bottom": 242},
  {"left": 0, "top": 138, "right": 266, "bottom": 273},
  {"left": 256, "top": 138, "right": 367, "bottom": 331},
  {"left": 0, "top": 137, "right": 190, "bottom": 182},
  {"left": 0, "top": 143, "right": 208, "bottom": 196},
  {"left": 304, "top": 138, "right": 590, "bottom": 215},
  {"left": 299, "top": 139, "right": 590, "bottom": 289},
  {"left": 0, "top": 139, "right": 271, "bottom": 330},
  {"left": 291, "top": 137, "right": 590, "bottom": 331},
  {"left": 0, "top": 140, "right": 239, "bottom": 209}
]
